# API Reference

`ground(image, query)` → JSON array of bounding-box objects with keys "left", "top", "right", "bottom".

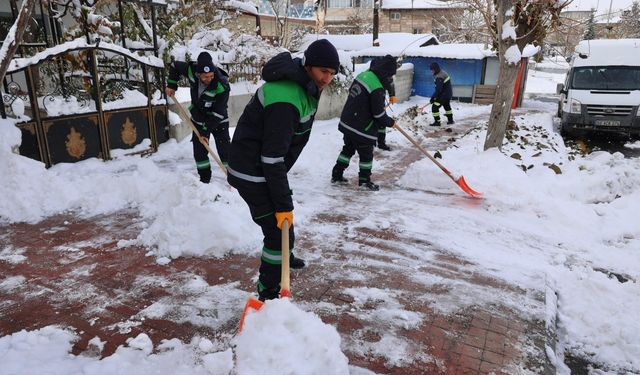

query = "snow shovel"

[
  {"left": 394, "top": 123, "right": 482, "bottom": 198},
  {"left": 238, "top": 219, "right": 291, "bottom": 332},
  {"left": 169, "top": 94, "right": 227, "bottom": 176}
]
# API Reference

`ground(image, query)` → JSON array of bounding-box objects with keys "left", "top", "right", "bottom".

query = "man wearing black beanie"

[
  {"left": 227, "top": 39, "right": 339, "bottom": 301},
  {"left": 165, "top": 51, "right": 231, "bottom": 183}
]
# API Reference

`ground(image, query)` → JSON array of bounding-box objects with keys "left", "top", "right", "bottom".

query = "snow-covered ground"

[{"left": 1, "top": 68, "right": 639, "bottom": 374}]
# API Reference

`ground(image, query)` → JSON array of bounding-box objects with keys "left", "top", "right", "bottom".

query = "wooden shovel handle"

[
  {"left": 280, "top": 220, "right": 291, "bottom": 297},
  {"left": 169, "top": 94, "right": 227, "bottom": 175}
]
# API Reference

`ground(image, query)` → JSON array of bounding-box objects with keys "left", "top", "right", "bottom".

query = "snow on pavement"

[{"left": 1, "top": 90, "right": 639, "bottom": 373}]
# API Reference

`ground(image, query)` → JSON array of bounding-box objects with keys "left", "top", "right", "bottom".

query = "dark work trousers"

[
  {"left": 236, "top": 184, "right": 295, "bottom": 293},
  {"left": 192, "top": 120, "right": 230, "bottom": 183},
  {"left": 377, "top": 126, "right": 387, "bottom": 146},
  {"left": 431, "top": 99, "right": 453, "bottom": 123},
  {"left": 332, "top": 134, "right": 374, "bottom": 183}
]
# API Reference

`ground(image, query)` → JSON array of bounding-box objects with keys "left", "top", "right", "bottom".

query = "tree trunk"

[
  {"left": 0, "top": 0, "right": 37, "bottom": 84},
  {"left": 483, "top": 60, "right": 519, "bottom": 150},
  {"left": 483, "top": 0, "right": 518, "bottom": 151}
]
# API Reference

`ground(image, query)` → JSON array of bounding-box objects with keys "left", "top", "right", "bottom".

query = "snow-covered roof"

[
  {"left": 8, "top": 38, "right": 165, "bottom": 73},
  {"left": 572, "top": 39, "right": 640, "bottom": 67},
  {"left": 354, "top": 43, "right": 495, "bottom": 60},
  {"left": 299, "top": 33, "right": 438, "bottom": 53},
  {"left": 224, "top": 0, "right": 259, "bottom": 16},
  {"left": 382, "top": 0, "right": 463, "bottom": 9},
  {"left": 563, "top": 0, "right": 635, "bottom": 14}
]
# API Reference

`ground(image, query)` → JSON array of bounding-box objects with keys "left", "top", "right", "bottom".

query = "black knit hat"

[
  {"left": 304, "top": 39, "right": 340, "bottom": 72},
  {"left": 429, "top": 62, "right": 440, "bottom": 73},
  {"left": 370, "top": 54, "right": 397, "bottom": 79},
  {"left": 196, "top": 52, "right": 215, "bottom": 74}
]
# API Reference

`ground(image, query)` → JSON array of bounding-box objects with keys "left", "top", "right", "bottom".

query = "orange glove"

[
  {"left": 275, "top": 211, "right": 293, "bottom": 229},
  {"left": 389, "top": 96, "right": 398, "bottom": 104},
  {"left": 391, "top": 121, "right": 397, "bottom": 128}
]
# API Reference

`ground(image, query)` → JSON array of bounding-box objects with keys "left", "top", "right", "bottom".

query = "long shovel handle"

[
  {"left": 169, "top": 94, "right": 227, "bottom": 176},
  {"left": 394, "top": 124, "right": 455, "bottom": 181},
  {"left": 280, "top": 220, "right": 291, "bottom": 298},
  {"left": 394, "top": 123, "right": 483, "bottom": 198}
]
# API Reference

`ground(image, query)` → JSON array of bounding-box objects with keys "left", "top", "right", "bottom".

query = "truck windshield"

[{"left": 571, "top": 66, "right": 640, "bottom": 90}]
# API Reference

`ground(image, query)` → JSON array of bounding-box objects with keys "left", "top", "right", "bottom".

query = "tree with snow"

[
  {"left": 619, "top": 1, "right": 640, "bottom": 38},
  {"left": 461, "top": 0, "right": 570, "bottom": 151},
  {"left": 583, "top": 9, "right": 596, "bottom": 40},
  {"left": 0, "top": 0, "right": 36, "bottom": 85}
]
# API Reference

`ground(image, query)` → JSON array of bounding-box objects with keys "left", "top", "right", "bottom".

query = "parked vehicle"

[{"left": 557, "top": 39, "right": 640, "bottom": 138}]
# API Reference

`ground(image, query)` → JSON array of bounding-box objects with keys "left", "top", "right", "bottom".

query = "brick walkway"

[{"left": 0, "top": 120, "right": 552, "bottom": 374}]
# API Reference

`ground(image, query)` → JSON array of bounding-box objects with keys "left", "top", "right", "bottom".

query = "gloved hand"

[
  {"left": 389, "top": 96, "right": 397, "bottom": 104},
  {"left": 275, "top": 211, "right": 293, "bottom": 229},
  {"left": 429, "top": 97, "right": 434, "bottom": 104},
  {"left": 388, "top": 121, "right": 396, "bottom": 128}
]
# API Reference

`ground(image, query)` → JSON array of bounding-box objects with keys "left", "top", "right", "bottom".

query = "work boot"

[
  {"left": 290, "top": 253, "right": 306, "bottom": 269},
  {"left": 377, "top": 143, "right": 392, "bottom": 151},
  {"left": 331, "top": 175, "right": 349, "bottom": 185},
  {"left": 198, "top": 169, "right": 212, "bottom": 183},
  {"left": 446, "top": 116, "right": 455, "bottom": 125},
  {"left": 258, "top": 286, "right": 280, "bottom": 302},
  {"left": 429, "top": 121, "right": 441, "bottom": 127},
  {"left": 359, "top": 180, "right": 380, "bottom": 191}
]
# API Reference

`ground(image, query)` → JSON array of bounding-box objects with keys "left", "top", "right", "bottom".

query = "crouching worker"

[
  {"left": 165, "top": 52, "right": 231, "bottom": 183},
  {"left": 331, "top": 54, "right": 397, "bottom": 191},
  {"left": 227, "top": 40, "right": 339, "bottom": 301}
]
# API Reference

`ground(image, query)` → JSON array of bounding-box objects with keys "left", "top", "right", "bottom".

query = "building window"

[
  {"left": 356, "top": 0, "right": 373, "bottom": 7},
  {"left": 328, "top": 0, "right": 352, "bottom": 8},
  {"left": 390, "top": 12, "right": 401, "bottom": 20},
  {"left": 413, "top": 28, "right": 423, "bottom": 34}
]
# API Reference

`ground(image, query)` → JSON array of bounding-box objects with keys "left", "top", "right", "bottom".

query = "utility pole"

[
  {"left": 373, "top": 0, "right": 379, "bottom": 46},
  {"left": 606, "top": 0, "right": 613, "bottom": 38}
]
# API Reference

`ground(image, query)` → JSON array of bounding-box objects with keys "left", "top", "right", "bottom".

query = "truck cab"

[{"left": 557, "top": 39, "right": 640, "bottom": 138}]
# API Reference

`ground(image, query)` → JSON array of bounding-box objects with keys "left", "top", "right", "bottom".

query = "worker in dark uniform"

[
  {"left": 227, "top": 40, "right": 339, "bottom": 301},
  {"left": 331, "top": 55, "right": 397, "bottom": 191},
  {"left": 165, "top": 52, "right": 230, "bottom": 183},
  {"left": 428, "top": 62, "right": 454, "bottom": 126}
]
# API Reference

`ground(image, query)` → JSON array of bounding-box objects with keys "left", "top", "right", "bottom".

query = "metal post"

[
  {"left": 142, "top": 65, "right": 158, "bottom": 150},
  {"left": 89, "top": 49, "right": 110, "bottom": 160},
  {"left": 150, "top": 0, "right": 159, "bottom": 57},
  {"left": 25, "top": 66, "right": 49, "bottom": 166}
]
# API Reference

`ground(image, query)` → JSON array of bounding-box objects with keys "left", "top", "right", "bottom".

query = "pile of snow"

[
  {"left": 0, "top": 119, "right": 257, "bottom": 259},
  {"left": 234, "top": 299, "right": 349, "bottom": 375},
  {"left": 0, "top": 327, "right": 232, "bottom": 375}
]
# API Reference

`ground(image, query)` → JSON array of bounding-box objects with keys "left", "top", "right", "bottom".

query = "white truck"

[{"left": 557, "top": 39, "right": 640, "bottom": 138}]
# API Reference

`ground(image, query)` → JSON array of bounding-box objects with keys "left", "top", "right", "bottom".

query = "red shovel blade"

[
  {"left": 238, "top": 297, "right": 264, "bottom": 332},
  {"left": 455, "top": 175, "right": 483, "bottom": 198}
]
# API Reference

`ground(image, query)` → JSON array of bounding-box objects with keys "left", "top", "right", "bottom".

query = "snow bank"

[
  {"left": 234, "top": 298, "right": 349, "bottom": 375},
  {"left": 0, "top": 119, "right": 257, "bottom": 259}
]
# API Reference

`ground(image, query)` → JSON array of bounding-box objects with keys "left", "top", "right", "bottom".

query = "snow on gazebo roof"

[
  {"left": 354, "top": 43, "right": 495, "bottom": 60},
  {"left": 8, "top": 38, "right": 165, "bottom": 73},
  {"left": 381, "top": 0, "right": 463, "bottom": 9},
  {"left": 299, "top": 33, "right": 438, "bottom": 53}
]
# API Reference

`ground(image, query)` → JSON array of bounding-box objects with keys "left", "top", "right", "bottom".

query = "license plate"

[{"left": 595, "top": 120, "right": 620, "bottom": 126}]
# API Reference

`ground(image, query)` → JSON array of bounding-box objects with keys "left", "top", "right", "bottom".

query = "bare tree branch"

[{"left": 0, "top": 0, "right": 37, "bottom": 84}]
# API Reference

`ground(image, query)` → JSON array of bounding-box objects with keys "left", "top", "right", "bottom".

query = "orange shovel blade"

[
  {"left": 238, "top": 297, "right": 264, "bottom": 332},
  {"left": 455, "top": 175, "right": 483, "bottom": 198}
]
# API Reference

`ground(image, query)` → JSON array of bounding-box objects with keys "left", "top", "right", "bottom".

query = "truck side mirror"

[{"left": 556, "top": 83, "right": 566, "bottom": 95}]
